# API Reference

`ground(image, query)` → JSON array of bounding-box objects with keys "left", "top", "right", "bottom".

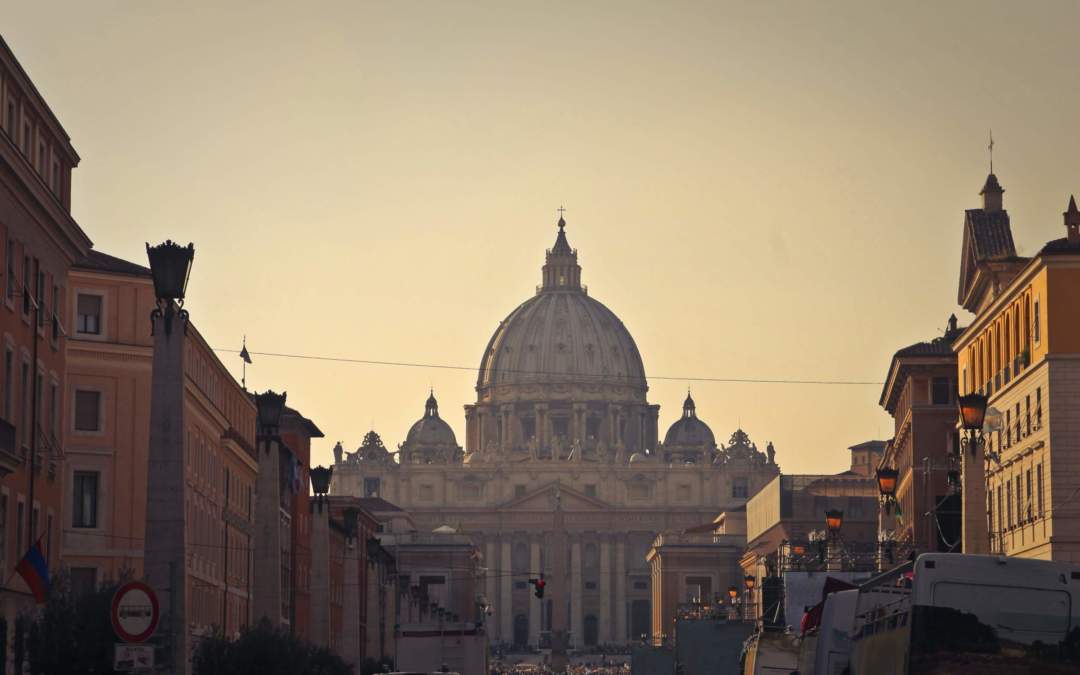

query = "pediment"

[{"left": 499, "top": 481, "right": 612, "bottom": 511}]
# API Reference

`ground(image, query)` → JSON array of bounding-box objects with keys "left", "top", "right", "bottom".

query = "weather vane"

[{"left": 988, "top": 129, "right": 994, "bottom": 174}]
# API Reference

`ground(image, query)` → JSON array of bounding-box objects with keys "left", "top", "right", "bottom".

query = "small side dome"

[
  {"left": 405, "top": 390, "right": 458, "bottom": 448},
  {"left": 628, "top": 452, "right": 647, "bottom": 464},
  {"left": 663, "top": 391, "right": 716, "bottom": 447}
]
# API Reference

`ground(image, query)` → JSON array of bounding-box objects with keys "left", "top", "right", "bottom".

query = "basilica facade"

[{"left": 330, "top": 216, "right": 779, "bottom": 647}]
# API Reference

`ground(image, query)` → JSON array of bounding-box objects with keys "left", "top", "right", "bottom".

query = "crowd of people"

[{"left": 490, "top": 663, "right": 629, "bottom": 675}]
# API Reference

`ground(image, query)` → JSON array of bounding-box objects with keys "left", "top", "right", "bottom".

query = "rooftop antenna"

[{"left": 239, "top": 335, "right": 252, "bottom": 390}]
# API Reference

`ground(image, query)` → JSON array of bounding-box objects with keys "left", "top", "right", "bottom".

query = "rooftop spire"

[
  {"left": 1065, "top": 195, "right": 1080, "bottom": 245},
  {"left": 425, "top": 389, "right": 439, "bottom": 417},
  {"left": 683, "top": 390, "right": 696, "bottom": 418}
]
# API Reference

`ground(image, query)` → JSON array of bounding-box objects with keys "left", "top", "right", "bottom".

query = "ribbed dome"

[
  {"left": 405, "top": 392, "right": 458, "bottom": 447},
  {"left": 663, "top": 392, "right": 715, "bottom": 447},
  {"left": 477, "top": 215, "right": 647, "bottom": 396},
  {"left": 477, "top": 291, "right": 647, "bottom": 393}
]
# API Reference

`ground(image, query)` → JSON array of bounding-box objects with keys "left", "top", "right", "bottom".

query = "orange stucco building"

[
  {"left": 954, "top": 174, "right": 1080, "bottom": 561},
  {"left": 0, "top": 34, "right": 92, "bottom": 670},
  {"left": 62, "top": 251, "right": 259, "bottom": 645}
]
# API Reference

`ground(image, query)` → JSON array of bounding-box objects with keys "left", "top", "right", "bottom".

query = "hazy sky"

[{"left": 6, "top": 2, "right": 1080, "bottom": 473}]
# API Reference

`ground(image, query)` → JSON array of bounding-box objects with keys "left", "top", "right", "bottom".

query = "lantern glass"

[
  {"left": 255, "top": 390, "right": 287, "bottom": 431},
  {"left": 825, "top": 509, "right": 844, "bottom": 533},
  {"left": 744, "top": 574, "right": 755, "bottom": 590},
  {"left": 145, "top": 240, "right": 194, "bottom": 302},
  {"left": 876, "top": 468, "right": 899, "bottom": 497},
  {"left": 727, "top": 585, "right": 738, "bottom": 599},
  {"left": 310, "top": 465, "right": 333, "bottom": 495},
  {"left": 957, "top": 393, "right": 989, "bottom": 431},
  {"left": 792, "top": 544, "right": 806, "bottom": 555}
]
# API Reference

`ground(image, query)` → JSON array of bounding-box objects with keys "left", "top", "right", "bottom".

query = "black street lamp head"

[
  {"left": 255, "top": 390, "right": 287, "bottom": 433},
  {"left": 958, "top": 393, "right": 989, "bottom": 431},
  {"left": 145, "top": 240, "right": 194, "bottom": 303},
  {"left": 825, "top": 509, "right": 844, "bottom": 533},
  {"left": 744, "top": 574, "right": 755, "bottom": 590},
  {"left": 876, "top": 467, "right": 899, "bottom": 497},
  {"left": 310, "top": 465, "right": 333, "bottom": 495},
  {"left": 727, "top": 585, "right": 738, "bottom": 600}
]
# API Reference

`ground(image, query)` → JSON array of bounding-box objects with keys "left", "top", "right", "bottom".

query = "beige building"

[
  {"left": 331, "top": 216, "right": 779, "bottom": 648},
  {"left": 954, "top": 175, "right": 1080, "bottom": 561}
]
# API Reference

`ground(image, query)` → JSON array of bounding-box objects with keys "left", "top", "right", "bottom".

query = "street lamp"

[
  {"left": 145, "top": 240, "right": 194, "bottom": 336},
  {"left": 310, "top": 465, "right": 333, "bottom": 495},
  {"left": 727, "top": 585, "right": 738, "bottom": 604},
  {"left": 957, "top": 393, "right": 989, "bottom": 455},
  {"left": 255, "top": 390, "right": 287, "bottom": 436},
  {"left": 875, "top": 468, "right": 898, "bottom": 498},
  {"left": 743, "top": 574, "right": 755, "bottom": 591},
  {"left": 825, "top": 509, "right": 844, "bottom": 535}
]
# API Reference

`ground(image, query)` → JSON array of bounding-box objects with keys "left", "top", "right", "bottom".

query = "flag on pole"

[
  {"left": 16, "top": 537, "right": 50, "bottom": 604},
  {"left": 239, "top": 339, "right": 252, "bottom": 364}
]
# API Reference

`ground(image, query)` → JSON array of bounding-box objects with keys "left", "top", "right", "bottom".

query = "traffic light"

[{"left": 529, "top": 575, "right": 546, "bottom": 599}]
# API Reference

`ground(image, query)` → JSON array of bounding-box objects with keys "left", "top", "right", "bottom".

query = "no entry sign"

[{"left": 111, "top": 581, "right": 160, "bottom": 643}]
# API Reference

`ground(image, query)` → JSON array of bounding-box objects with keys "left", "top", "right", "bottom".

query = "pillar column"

[
  {"left": 615, "top": 537, "right": 627, "bottom": 643},
  {"left": 529, "top": 537, "right": 542, "bottom": 647},
  {"left": 535, "top": 404, "right": 547, "bottom": 450},
  {"left": 571, "top": 536, "right": 583, "bottom": 647},
  {"left": 599, "top": 536, "right": 612, "bottom": 644},
  {"left": 963, "top": 445, "right": 989, "bottom": 554},
  {"left": 501, "top": 537, "right": 513, "bottom": 641}
]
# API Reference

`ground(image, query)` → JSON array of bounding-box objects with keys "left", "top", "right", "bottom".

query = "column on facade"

[
  {"left": 615, "top": 536, "right": 627, "bottom": 643},
  {"left": 477, "top": 410, "right": 485, "bottom": 452},
  {"left": 528, "top": 537, "right": 542, "bottom": 647},
  {"left": 599, "top": 536, "right": 612, "bottom": 644},
  {"left": 485, "top": 537, "right": 497, "bottom": 628},
  {"left": 501, "top": 537, "right": 514, "bottom": 641},
  {"left": 570, "top": 536, "right": 583, "bottom": 647},
  {"left": 535, "top": 404, "right": 547, "bottom": 453},
  {"left": 571, "top": 403, "right": 585, "bottom": 443}
]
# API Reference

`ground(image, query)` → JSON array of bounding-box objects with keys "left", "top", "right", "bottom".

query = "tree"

[
  {"left": 27, "top": 570, "right": 131, "bottom": 675},
  {"left": 192, "top": 619, "right": 352, "bottom": 675}
]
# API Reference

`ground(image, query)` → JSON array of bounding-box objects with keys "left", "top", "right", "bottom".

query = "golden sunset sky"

[{"left": 6, "top": 1, "right": 1080, "bottom": 472}]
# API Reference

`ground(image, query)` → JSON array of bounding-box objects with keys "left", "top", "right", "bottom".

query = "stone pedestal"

[
  {"left": 144, "top": 308, "right": 189, "bottom": 675},
  {"left": 310, "top": 502, "right": 330, "bottom": 646},
  {"left": 962, "top": 442, "right": 989, "bottom": 554},
  {"left": 253, "top": 435, "right": 288, "bottom": 626}
]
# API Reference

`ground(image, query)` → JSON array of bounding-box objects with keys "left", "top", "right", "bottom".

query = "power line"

[{"left": 211, "top": 347, "right": 883, "bottom": 387}]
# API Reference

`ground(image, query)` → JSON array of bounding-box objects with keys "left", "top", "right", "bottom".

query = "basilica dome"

[
  {"left": 476, "top": 217, "right": 647, "bottom": 397},
  {"left": 405, "top": 391, "right": 458, "bottom": 448},
  {"left": 663, "top": 393, "right": 715, "bottom": 447}
]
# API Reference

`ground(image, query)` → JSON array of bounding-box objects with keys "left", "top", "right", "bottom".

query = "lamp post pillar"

[{"left": 961, "top": 436, "right": 990, "bottom": 554}]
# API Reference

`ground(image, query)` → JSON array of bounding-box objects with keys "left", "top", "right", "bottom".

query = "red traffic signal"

[{"left": 529, "top": 576, "right": 546, "bottom": 599}]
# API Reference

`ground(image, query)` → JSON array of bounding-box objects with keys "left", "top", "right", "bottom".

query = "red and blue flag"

[{"left": 15, "top": 539, "right": 49, "bottom": 604}]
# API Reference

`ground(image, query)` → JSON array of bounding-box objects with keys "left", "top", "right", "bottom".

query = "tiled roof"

[
  {"left": 964, "top": 209, "right": 1016, "bottom": 262},
  {"left": 73, "top": 250, "right": 151, "bottom": 278},
  {"left": 1040, "top": 237, "right": 1080, "bottom": 255}
]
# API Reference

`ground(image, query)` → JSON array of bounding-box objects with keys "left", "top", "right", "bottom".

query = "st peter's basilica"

[{"left": 330, "top": 216, "right": 779, "bottom": 648}]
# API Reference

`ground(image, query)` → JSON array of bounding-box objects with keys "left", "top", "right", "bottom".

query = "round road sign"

[{"left": 111, "top": 581, "right": 159, "bottom": 643}]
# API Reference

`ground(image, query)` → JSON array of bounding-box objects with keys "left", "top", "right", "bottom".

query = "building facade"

[
  {"left": 954, "top": 175, "right": 1080, "bottom": 561},
  {"left": 0, "top": 34, "right": 92, "bottom": 670},
  {"left": 332, "top": 217, "right": 779, "bottom": 648},
  {"left": 878, "top": 317, "right": 963, "bottom": 554},
  {"left": 62, "top": 251, "right": 259, "bottom": 646}
]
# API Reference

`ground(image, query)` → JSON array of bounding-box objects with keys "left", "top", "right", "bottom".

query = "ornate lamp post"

[
  {"left": 957, "top": 392, "right": 990, "bottom": 554},
  {"left": 825, "top": 509, "right": 844, "bottom": 536},
  {"left": 255, "top": 389, "right": 287, "bottom": 437},
  {"left": 144, "top": 240, "right": 196, "bottom": 675},
  {"left": 310, "top": 465, "right": 333, "bottom": 510},
  {"left": 145, "top": 240, "right": 194, "bottom": 336}
]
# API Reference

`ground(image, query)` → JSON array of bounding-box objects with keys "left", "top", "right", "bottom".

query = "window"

[
  {"left": 73, "top": 473, "right": 100, "bottom": 528},
  {"left": 363, "top": 477, "right": 380, "bottom": 498},
  {"left": 4, "top": 99, "right": 13, "bottom": 135},
  {"left": 629, "top": 483, "right": 650, "bottom": 500},
  {"left": 1006, "top": 480, "right": 1013, "bottom": 528},
  {"left": 37, "top": 142, "right": 45, "bottom": 175},
  {"left": 677, "top": 483, "right": 691, "bottom": 502},
  {"left": 16, "top": 500, "right": 23, "bottom": 555},
  {"left": 1005, "top": 410, "right": 1012, "bottom": 446},
  {"left": 1033, "top": 298, "right": 1041, "bottom": 344},
  {"left": 21, "top": 255, "right": 29, "bottom": 315},
  {"left": 585, "top": 581, "right": 597, "bottom": 590},
  {"left": 1026, "top": 469, "right": 1033, "bottom": 523},
  {"left": 988, "top": 490, "right": 994, "bottom": 534},
  {"left": 20, "top": 362, "right": 29, "bottom": 447},
  {"left": 1037, "top": 463, "right": 1044, "bottom": 518},
  {"left": 732, "top": 477, "right": 749, "bottom": 499},
  {"left": 49, "top": 382, "right": 57, "bottom": 439},
  {"left": 419, "top": 484, "right": 434, "bottom": 501},
  {"left": 1015, "top": 475, "right": 1023, "bottom": 524},
  {"left": 51, "top": 160, "right": 60, "bottom": 193},
  {"left": 514, "top": 485, "right": 526, "bottom": 498},
  {"left": 4, "top": 238, "right": 13, "bottom": 301},
  {"left": 76, "top": 294, "right": 102, "bottom": 335},
  {"left": 584, "top": 484, "right": 597, "bottom": 498},
  {"left": 1036, "top": 387, "right": 1043, "bottom": 427},
  {"left": 633, "top": 580, "right": 648, "bottom": 591},
  {"left": 931, "top": 377, "right": 951, "bottom": 405},
  {"left": 0, "top": 493, "right": 6, "bottom": 563},
  {"left": 3, "top": 348, "right": 12, "bottom": 421},
  {"left": 997, "top": 485, "right": 1003, "bottom": 535},
  {"left": 1026, "top": 395, "right": 1031, "bottom": 435},
  {"left": 461, "top": 483, "right": 482, "bottom": 500},
  {"left": 74, "top": 390, "right": 101, "bottom": 432}
]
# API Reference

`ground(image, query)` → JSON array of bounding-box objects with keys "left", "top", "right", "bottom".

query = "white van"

[{"left": 849, "top": 553, "right": 1080, "bottom": 675}]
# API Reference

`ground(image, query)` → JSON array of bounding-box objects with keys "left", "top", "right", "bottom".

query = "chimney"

[{"left": 1065, "top": 195, "right": 1080, "bottom": 246}]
